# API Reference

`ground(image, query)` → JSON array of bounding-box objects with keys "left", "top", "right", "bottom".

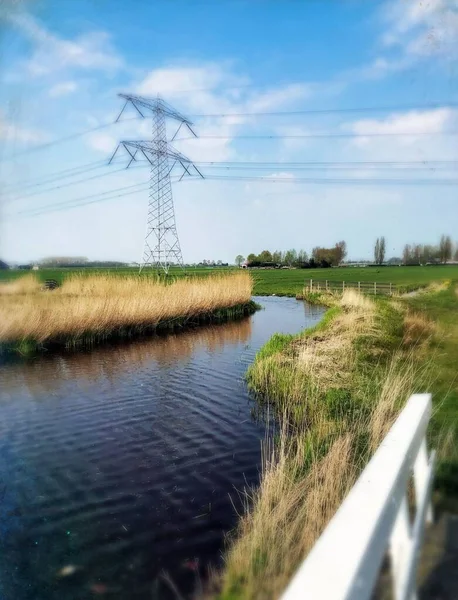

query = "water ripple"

[{"left": 0, "top": 297, "right": 324, "bottom": 600}]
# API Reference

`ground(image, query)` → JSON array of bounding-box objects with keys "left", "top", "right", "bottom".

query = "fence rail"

[
  {"left": 281, "top": 394, "right": 435, "bottom": 600},
  {"left": 308, "top": 279, "right": 394, "bottom": 295}
]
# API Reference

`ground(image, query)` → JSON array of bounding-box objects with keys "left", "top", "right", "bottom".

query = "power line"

[
  {"left": 6, "top": 157, "right": 457, "bottom": 204},
  {"left": 2, "top": 160, "right": 108, "bottom": 193},
  {"left": 8, "top": 176, "right": 184, "bottom": 219},
  {"left": 3, "top": 116, "right": 141, "bottom": 161},
  {"left": 196, "top": 174, "right": 458, "bottom": 185},
  {"left": 190, "top": 101, "right": 458, "bottom": 118},
  {"left": 176, "top": 131, "right": 458, "bottom": 141},
  {"left": 195, "top": 162, "right": 458, "bottom": 171},
  {"left": 12, "top": 186, "right": 150, "bottom": 219},
  {"left": 7, "top": 172, "right": 458, "bottom": 220},
  {"left": 195, "top": 159, "right": 458, "bottom": 166},
  {"left": 7, "top": 158, "right": 458, "bottom": 194},
  {"left": 3, "top": 100, "right": 457, "bottom": 162},
  {"left": 3, "top": 166, "right": 146, "bottom": 203},
  {"left": 14, "top": 181, "right": 151, "bottom": 216},
  {"left": 6, "top": 158, "right": 457, "bottom": 205}
]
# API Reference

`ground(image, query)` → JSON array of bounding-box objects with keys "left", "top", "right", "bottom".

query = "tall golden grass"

[
  {"left": 0, "top": 272, "right": 253, "bottom": 344},
  {"left": 0, "top": 274, "right": 41, "bottom": 295},
  {"left": 217, "top": 291, "right": 432, "bottom": 599}
]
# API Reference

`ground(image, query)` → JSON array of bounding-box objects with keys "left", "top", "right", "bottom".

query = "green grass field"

[
  {"left": 2, "top": 265, "right": 458, "bottom": 296},
  {"left": 405, "top": 284, "right": 458, "bottom": 501}
]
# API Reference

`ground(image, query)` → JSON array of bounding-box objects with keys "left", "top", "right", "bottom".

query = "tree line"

[
  {"left": 236, "top": 241, "right": 347, "bottom": 268},
  {"left": 373, "top": 235, "right": 457, "bottom": 266},
  {"left": 401, "top": 235, "right": 457, "bottom": 265}
]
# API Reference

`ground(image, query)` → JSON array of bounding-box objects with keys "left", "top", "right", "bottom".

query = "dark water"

[{"left": 0, "top": 297, "right": 324, "bottom": 600}]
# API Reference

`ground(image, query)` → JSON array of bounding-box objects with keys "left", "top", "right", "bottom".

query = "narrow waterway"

[{"left": 0, "top": 297, "right": 324, "bottom": 600}]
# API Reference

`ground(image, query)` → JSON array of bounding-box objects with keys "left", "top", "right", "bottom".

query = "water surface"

[{"left": 0, "top": 297, "right": 324, "bottom": 599}]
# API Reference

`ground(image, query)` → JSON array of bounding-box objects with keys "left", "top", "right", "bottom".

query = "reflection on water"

[
  {"left": 0, "top": 318, "right": 253, "bottom": 395},
  {"left": 0, "top": 297, "right": 324, "bottom": 600}
]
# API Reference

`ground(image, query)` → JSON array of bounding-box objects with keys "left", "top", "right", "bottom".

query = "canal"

[{"left": 0, "top": 297, "right": 324, "bottom": 599}]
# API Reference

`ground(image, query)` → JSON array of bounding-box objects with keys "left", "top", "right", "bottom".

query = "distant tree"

[
  {"left": 374, "top": 238, "right": 380, "bottom": 264},
  {"left": 297, "top": 249, "right": 308, "bottom": 264},
  {"left": 374, "top": 237, "right": 385, "bottom": 265},
  {"left": 258, "top": 250, "right": 273, "bottom": 263},
  {"left": 217, "top": 259, "right": 223, "bottom": 266},
  {"left": 421, "top": 244, "right": 439, "bottom": 264},
  {"left": 312, "top": 246, "right": 336, "bottom": 266},
  {"left": 235, "top": 255, "right": 245, "bottom": 267},
  {"left": 439, "top": 235, "right": 452, "bottom": 264},
  {"left": 272, "top": 250, "right": 282, "bottom": 264},
  {"left": 246, "top": 253, "right": 257, "bottom": 264},
  {"left": 454, "top": 244, "right": 458, "bottom": 261},
  {"left": 0, "top": 259, "right": 8, "bottom": 270},
  {"left": 413, "top": 244, "right": 422, "bottom": 265},
  {"left": 334, "top": 240, "right": 347, "bottom": 265},
  {"left": 402, "top": 244, "right": 412, "bottom": 265},
  {"left": 379, "top": 237, "right": 386, "bottom": 264},
  {"left": 40, "top": 256, "right": 88, "bottom": 267},
  {"left": 387, "top": 257, "right": 402, "bottom": 265},
  {"left": 284, "top": 249, "right": 297, "bottom": 266}
]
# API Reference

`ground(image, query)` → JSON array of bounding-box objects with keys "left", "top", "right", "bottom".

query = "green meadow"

[{"left": 2, "top": 264, "right": 458, "bottom": 296}]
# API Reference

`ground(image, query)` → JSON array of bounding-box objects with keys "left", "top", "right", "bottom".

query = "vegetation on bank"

[
  {"left": 0, "top": 272, "right": 256, "bottom": 354},
  {"left": 216, "top": 288, "right": 450, "bottom": 599},
  {"left": 403, "top": 283, "right": 458, "bottom": 500}
]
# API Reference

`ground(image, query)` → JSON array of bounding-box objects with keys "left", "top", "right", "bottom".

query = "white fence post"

[
  {"left": 374, "top": 282, "right": 377, "bottom": 296},
  {"left": 358, "top": 281, "right": 361, "bottom": 292},
  {"left": 389, "top": 496, "right": 413, "bottom": 600},
  {"left": 310, "top": 278, "right": 313, "bottom": 292},
  {"left": 390, "top": 282, "right": 393, "bottom": 295},
  {"left": 414, "top": 438, "right": 434, "bottom": 525},
  {"left": 326, "top": 280, "right": 329, "bottom": 292},
  {"left": 342, "top": 281, "right": 345, "bottom": 293}
]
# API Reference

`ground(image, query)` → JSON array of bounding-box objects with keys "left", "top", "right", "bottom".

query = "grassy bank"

[
  {"left": 216, "top": 289, "right": 442, "bottom": 599},
  {"left": 2, "top": 265, "right": 458, "bottom": 297},
  {"left": 0, "top": 272, "right": 256, "bottom": 355},
  {"left": 403, "top": 283, "right": 458, "bottom": 499}
]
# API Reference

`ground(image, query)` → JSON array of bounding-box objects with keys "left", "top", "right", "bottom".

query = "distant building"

[{"left": 32, "top": 265, "right": 40, "bottom": 271}]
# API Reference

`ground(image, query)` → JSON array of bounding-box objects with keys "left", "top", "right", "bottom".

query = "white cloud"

[
  {"left": 0, "top": 111, "right": 47, "bottom": 144},
  {"left": 344, "top": 108, "right": 455, "bottom": 147},
  {"left": 9, "top": 13, "right": 123, "bottom": 77},
  {"left": 249, "top": 83, "right": 311, "bottom": 112},
  {"left": 341, "top": 0, "right": 458, "bottom": 85},
  {"left": 86, "top": 132, "right": 117, "bottom": 154},
  {"left": 48, "top": 81, "right": 78, "bottom": 97},
  {"left": 381, "top": 0, "right": 458, "bottom": 59},
  {"left": 120, "top": 63, "right": 321, "bottom": 163}
]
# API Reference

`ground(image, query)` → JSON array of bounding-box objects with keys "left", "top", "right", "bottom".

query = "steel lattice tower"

[{"left": 110, "top": 94, "right": 203, "bottom": 274}]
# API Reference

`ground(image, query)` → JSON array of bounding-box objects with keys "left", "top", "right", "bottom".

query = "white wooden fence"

[
  {"left": 308, "top": 279, "right": 394, "bottom": 295},
  {"left": 281, "top": 394, "right": 435, "bottom": 600}
]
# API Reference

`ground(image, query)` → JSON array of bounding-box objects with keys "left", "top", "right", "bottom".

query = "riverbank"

[
  {"left": 216, "top": 288, "right": 444, "bottom": 599},
  {"left": 0, "top": 272, "right": 257, "bottom": 355}
]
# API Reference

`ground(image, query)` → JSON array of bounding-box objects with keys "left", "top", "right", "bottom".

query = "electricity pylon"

[{"left": 109, "top": 94, "right": 203, "bottom": 274}]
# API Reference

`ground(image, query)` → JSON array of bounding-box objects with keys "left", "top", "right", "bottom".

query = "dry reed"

[
  {"left": 0, "top": 274, "right": 41, "bottom": 295},
  {"left": 0, "top": 272, "right": 253, "bottom": 344}
]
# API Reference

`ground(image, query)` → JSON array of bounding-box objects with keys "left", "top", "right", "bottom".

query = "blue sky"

[{"left": 1, "top": 0, "right": 457, "bottom": 264}]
